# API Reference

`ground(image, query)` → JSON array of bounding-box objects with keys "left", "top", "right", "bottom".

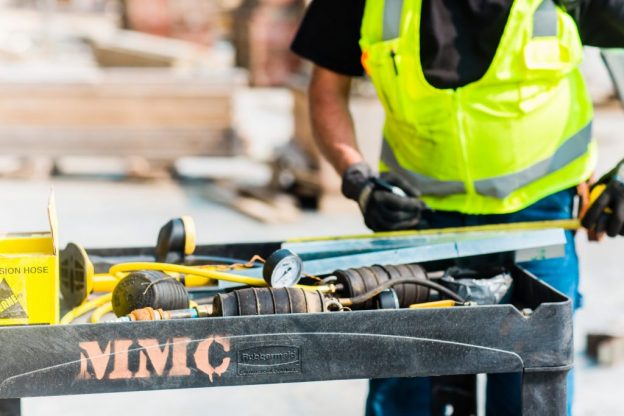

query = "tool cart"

[{"left": 0, "top": 216, "right": 573, "bottom": 416}]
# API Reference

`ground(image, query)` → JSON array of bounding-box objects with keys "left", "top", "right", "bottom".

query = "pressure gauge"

[{"left": 263, "top": 249, "right": 303, "bottom": 288}]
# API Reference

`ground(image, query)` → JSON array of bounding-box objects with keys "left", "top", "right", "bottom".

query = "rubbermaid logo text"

[
  {"left": 241, "top": 350, "right": 297, "bottom": 363},
  {"left": 237, "top": 345, "right": 301, "bottom": 375}
]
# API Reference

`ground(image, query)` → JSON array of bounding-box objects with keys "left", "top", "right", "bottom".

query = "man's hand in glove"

[
  {"left": 582, "top": 159, "right": 624, "bottom": 237},
  {"left": 341, "top": 162, "right": 428, "bottom": 232}
]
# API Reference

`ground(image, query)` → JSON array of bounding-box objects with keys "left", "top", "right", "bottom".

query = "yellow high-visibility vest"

[{"left": 360, "top": 0, "right": 596, "bottom": 214}]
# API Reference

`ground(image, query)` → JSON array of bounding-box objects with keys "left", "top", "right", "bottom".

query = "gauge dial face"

[{"left": 263, "top": 249, "right": 303, "bottom": 288}]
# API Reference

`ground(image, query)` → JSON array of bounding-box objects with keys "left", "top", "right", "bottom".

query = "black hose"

[{"left": 339, "top": 277, "right": 465, "bottom": 306}]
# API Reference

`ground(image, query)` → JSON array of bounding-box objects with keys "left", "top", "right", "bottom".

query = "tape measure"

[
  {"left": 290, "top": 183, "right": 612, "bottom": 244},
  {"left": 590, "top": 184, "right": 612, "bottom": 214},
  {"left": 288, "top": 219, "right": 582, "bottom": 244}
]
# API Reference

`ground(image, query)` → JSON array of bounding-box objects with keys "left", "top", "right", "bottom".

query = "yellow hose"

[
  {"left": 89, "top": 302, "right": 113, "bottom": 323},
  {"left": 108, "top": 262, "right": 333, "bottom": 293},
  {"left": 60, "top": 293, "right": 113, "bottom": 325},
  {"left": 91, "top": 274, "right": 119, "bottom": 292},
  {"left": 409, "top": 300, "right": 457, "bottom": 309},
  {"left": 110, "top": 262, "right": 265, "bottom": 286}
]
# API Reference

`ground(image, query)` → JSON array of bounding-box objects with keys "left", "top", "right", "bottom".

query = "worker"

[{"left": 291, "top": 0, "right": 624, "bottom": 415}]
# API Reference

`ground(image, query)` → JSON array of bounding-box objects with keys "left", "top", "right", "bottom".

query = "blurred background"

[{"left": 0, "top": 1, "right": 620, "bottom": 415}]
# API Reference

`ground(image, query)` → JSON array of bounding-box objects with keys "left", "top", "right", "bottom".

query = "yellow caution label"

[
  {"left": 0, "top": 277, "right": 28, "bottom": 322},
  {"left": 0, "top": 256, "right": 57, "bottom": 325}
]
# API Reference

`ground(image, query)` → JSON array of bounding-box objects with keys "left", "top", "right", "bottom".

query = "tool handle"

[
  {"left": 372, "top": 177, "right": 408, "bottom": 197},
  {"left": 589, "top": 184, "right": 612, "bottom": 214}
]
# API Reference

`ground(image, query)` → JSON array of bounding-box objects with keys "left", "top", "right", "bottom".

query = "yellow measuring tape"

[
  {"left": 287, "top": 219, "right": 582, "bottom": 244},
  {"left": 289, "top": 183, "right": 610, "bottom": 244}
]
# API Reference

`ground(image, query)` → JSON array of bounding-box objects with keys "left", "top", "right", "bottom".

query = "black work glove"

[
  {"left": 341, "top": 162, "right": 428, "bottom": 232},
  {"left": 582, "top": 159, "right": 624, "bottom": 237}
]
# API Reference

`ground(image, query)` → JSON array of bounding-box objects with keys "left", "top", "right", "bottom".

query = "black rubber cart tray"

[{"left": 0, "top": 228, "right": 573, "bottom": 416}]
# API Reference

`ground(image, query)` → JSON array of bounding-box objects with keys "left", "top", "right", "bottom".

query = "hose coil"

[{"left": 112, "top": 270, "right": 189, "bottom": 317}]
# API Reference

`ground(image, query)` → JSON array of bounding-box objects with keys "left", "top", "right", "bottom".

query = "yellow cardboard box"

[{"left": 0, "top": 195, "right": 58, "bottom": 325}]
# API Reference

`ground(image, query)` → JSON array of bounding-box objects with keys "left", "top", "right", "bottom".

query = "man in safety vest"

[{"left": 292, "top": 0, "right": 624, "bottom": 415}]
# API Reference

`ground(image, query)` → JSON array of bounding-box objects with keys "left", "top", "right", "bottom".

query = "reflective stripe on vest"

[
  {"left": 382, "top": 0, "right": 559, "bottom": 41},
  {"left": 381, "top": 140, "right": 467, "bottom": 196},
  {"left": 533, "top": 0, "right": 558, "bottom": 37},
  {"left": 382, "top": 122, "right": 592, "bottom": 199},
  {"left": 474, "top": 122, "right": 593, "bottom": 198},
  {"left": 383, "top": 0, "right": 404, "bottom": 40}
]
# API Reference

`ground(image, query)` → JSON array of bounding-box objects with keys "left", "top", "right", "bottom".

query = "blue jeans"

[{"left": 366, "top": 188, "right": 580, "bottom": 416}]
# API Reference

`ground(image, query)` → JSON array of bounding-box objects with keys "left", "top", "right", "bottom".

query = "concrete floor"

[{"left": 0, "top": 107, "right": 620, "bottom": 415}]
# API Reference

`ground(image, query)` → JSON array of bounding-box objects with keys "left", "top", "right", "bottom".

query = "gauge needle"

[{"left": 280, "top": 267, "right": 292, "bottom": 279}]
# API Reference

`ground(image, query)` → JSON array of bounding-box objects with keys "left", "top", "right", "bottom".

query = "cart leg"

[
  {"left": 0, "top": 399, "right": 20, "bottom": 416},
  {"left": 522, "top": 370, "right": 568, "bottom": 415}
]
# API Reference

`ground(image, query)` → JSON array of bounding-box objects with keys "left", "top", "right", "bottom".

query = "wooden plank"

[
  {"left": 0, "top": 96, "right": 232, "bottom": 127},
  {"left": 202, "top": 183, "right": 301, "bottom": 224},
  {"left": 174, "top": 157, "right": 271, "bottom": 184},
  {"left": 87, "top": 28, "right": 224, "bottom": 68},
  {"left": 0, "top": 127, "right": 238, "bottom": 159},
  {"left": 55, "top": 156, "right": 171, "bottom": 180}
]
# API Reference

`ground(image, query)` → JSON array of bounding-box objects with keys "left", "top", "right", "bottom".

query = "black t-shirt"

[{"left": 291, "top": 0, "right": 624, "bottom": 89}]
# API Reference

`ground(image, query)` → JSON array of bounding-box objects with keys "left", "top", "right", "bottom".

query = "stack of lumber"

[{"left": 0, "top": 67, "right": 247, "bottom": 169}]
